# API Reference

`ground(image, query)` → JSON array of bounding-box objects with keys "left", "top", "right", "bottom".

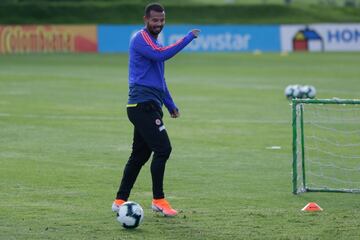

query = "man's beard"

[{"left": 148, "top": 25, "right": 163, "bottom": 36}]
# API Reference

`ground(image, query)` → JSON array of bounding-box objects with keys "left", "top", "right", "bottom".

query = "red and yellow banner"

[{"left": 0, "top": 25, "right": 97, "bottom": 54}]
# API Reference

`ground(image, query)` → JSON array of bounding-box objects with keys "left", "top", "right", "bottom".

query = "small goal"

[{"left": 292, "top": 98, "right": 360, "bottom": 194}]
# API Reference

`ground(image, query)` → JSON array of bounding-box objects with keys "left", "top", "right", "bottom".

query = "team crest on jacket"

[{"left": 155, "top": 119, "right": 161, "bottom": 126}]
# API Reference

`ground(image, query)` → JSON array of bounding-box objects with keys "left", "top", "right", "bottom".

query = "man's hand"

[
  {"left": 170, "top": 108, "right": 180, "bottom": 118},
  {"left": 191, "top": 29, "right": 201, "bottom": 38}
]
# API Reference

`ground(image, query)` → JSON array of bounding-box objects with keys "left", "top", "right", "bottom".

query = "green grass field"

[{"left": 1, "top": 52, "right": 360, "bottom": 239}]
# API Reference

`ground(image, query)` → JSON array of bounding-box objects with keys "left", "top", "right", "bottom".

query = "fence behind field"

[{"left": 1, "top": 23, "right": 359, "bottom": 54}]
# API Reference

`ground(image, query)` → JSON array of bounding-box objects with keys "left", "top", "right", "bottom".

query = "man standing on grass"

[{"left": 112, "top": 3, "right": 200, "bottom": 216}]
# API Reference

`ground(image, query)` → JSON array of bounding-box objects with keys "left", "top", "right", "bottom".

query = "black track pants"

[{"left": 116, "top": 101, "right": 172, "bottom": 200}]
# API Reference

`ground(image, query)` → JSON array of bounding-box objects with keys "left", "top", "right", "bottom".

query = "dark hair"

[{"left": 145, "top": 3, "right": 164, "bottom": 17}]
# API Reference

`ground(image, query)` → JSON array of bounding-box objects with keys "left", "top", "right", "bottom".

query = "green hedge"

[{"left": 0, "top": 1, "right": 360, "bottom": 24}]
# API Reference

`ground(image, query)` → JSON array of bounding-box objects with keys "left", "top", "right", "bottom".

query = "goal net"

[{"left": 292, "top": 99, "right": 360, "bottom": 194}]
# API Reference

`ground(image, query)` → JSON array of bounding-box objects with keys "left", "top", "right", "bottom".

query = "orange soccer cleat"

[
  {"left": 112, "top": 199, "right": 126, "bottom": 212},
  {"left": 152, "top": 198, "right": 178, "bottom": 217}
]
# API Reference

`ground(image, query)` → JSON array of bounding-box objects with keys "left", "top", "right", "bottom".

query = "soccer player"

[{"left": 112, "top": 3, "right": 200, "bottom": 217}]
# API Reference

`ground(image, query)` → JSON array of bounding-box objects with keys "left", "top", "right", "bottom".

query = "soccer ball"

[
  {"left": 284, "top": 85, "right": 295, "bottom": 99},
  {"left": 116, "top": 201, "right": 144, "bottom": 229},
  {"left": 306, "top": 85, "right": 316, "bottom": 98},
  {"left": 299, "top": 85, "right": 317, "bottom": 99},
  {"left": 300, "top": 85, "right": 310, "bottom": 98},
  {"left": 292, "top": 85, "right": 303, "bottom": 98}
]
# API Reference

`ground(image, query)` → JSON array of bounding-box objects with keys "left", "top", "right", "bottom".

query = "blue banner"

[{"left": 98, "top": 25, "right": 280, "bottom": 53}]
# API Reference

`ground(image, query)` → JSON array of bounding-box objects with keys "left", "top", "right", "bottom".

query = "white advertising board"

[{"left": 280, "top": 24, "right": 360, "bottom": 52}]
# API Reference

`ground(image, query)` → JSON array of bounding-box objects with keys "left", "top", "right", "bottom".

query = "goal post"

[{"left": 292, "top": 98, "right": 360, "bottom": 194}]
